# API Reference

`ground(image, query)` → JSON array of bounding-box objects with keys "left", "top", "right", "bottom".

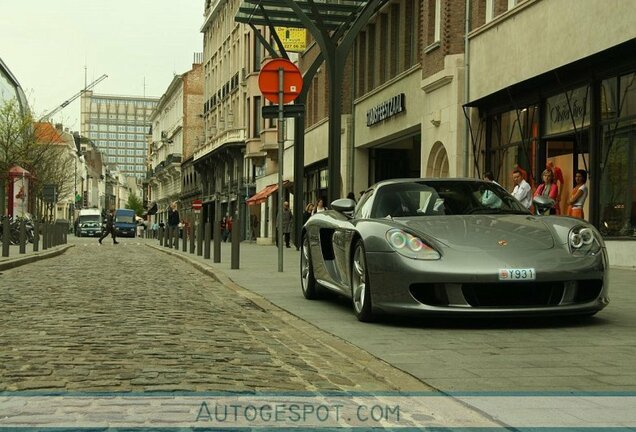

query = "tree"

[
  {"left": 0, "top": 98, "right": 75, "bottom": 220},
  {"left": 125, "top": 193, "right": 144, "bottom": 217}
]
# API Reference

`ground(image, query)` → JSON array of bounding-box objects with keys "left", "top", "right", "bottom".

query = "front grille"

[{"left": 462, "top": 282, "right": 564, "bottom": 307}]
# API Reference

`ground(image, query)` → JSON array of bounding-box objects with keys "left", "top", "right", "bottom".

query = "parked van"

[
  {"left": 76, "top": 208, "right": 103, "bottom": 237},
  {"left": 114, "top": 208, "right": 136, "bottom": 237}
]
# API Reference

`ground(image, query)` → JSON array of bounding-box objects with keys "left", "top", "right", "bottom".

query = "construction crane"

[{"left": 39, "top": 74, "right": 108, "bottom": 122}]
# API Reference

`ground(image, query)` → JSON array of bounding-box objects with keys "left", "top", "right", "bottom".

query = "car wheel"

[
  {"left": 300, "top": 234, "right": 319, "bottom": 299},
  {"left": 351, "top": 240, "right": 374, "bottom": 322}
]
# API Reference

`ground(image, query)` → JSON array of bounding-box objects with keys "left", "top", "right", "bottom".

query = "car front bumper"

[{"left": 365, "top": 248, "right": 609, "bottom": 317}]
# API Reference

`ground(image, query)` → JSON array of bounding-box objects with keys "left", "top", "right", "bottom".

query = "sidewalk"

[{"left": 0, "top": 240, "right": 73, "bottom": 271}]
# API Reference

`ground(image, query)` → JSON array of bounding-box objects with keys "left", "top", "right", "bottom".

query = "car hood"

[{"left": 398, "top": 215, "right": 555, "bottom": 251}]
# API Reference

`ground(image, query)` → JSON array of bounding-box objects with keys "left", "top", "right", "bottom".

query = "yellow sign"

[{"left": 275, "top": 27, "right": 307, "bottom": 52}]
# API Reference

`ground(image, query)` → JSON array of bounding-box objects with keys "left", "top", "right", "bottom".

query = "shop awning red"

[{"left": 246, "top": 181, "right": 288, "bottom": 206}]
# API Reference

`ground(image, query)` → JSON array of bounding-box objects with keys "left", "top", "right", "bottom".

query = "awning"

[{"left": 246, "top": 180, "right": 290, "bottom": 206}]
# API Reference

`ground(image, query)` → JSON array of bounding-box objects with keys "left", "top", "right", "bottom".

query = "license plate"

[{"left": 499, "top": 268, "right": 535, "bottom": 281}]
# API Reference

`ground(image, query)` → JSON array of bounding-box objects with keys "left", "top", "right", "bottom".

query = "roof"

[
  {"left": 34, "top": 122, "right": 65, "bottom": 144},
  {"left": 235, "top": 0, "right": 371, "bottom": 31}
]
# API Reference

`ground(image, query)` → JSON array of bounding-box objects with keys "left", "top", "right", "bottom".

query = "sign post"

[{"left": 258, "top": 59, "right": 303, "bottom": 272}]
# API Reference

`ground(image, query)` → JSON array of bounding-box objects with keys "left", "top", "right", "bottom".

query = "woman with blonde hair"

[{"left": 534, "top": 169, "right": 559, "bottom": 214}]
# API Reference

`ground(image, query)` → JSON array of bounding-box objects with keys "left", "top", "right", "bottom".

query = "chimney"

[{"left": 55, "top": 123, "right": 63, "bottom": 131}]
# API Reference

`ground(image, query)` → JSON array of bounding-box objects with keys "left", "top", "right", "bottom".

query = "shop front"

[{"left": 467, "top": 42, "right": 636, "bottom": 251}]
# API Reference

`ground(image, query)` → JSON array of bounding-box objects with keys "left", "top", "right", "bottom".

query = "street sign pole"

[{"left": 278, "top": 67, "right": 284, "bottom": 273}]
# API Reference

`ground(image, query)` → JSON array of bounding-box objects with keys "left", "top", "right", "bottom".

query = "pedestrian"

[
  {"left": 567, "top": 169, "right": 589, "bottom": 219},
  {"left": 534, "top": 169, "right": 559, "bottom": 214},
  {"left": 167, "top": 202, "right": 180, "bottom": 246},
  {"left": 151, "top": 221, "right": 158, "bottom": 239},
  {"left": 303, "top": 203, "right": 314, "bottom": 225},
  {"left": 221, "top": 213, "right": 231, "bottom": 242},
  {"left": 313, "top": 198, "right": 326, "bottom": 214},
  {"left": 98, "top": 207, "right": 119, "bottom": 245},
  {"left": 277, "top": 201, "right": 293, "bottom": 248},
  {"left": 511, "top": 169, "right": 532, "bottom": 209}
]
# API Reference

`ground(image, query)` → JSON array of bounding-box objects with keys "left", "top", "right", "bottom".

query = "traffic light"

[{"left": 82, "top": 191, "right": 88, "bottom": 208}]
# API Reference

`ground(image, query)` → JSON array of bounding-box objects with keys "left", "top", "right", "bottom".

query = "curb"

[
  {"left": 0, "top": 244, "right": 75, "bottom": 272},
  {"left": 147, "top": 243, "right": 433, "bottom": 392}
]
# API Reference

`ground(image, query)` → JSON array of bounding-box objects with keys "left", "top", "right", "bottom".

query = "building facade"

[
  {"left": 147, "top": 60, "right": 204, "bottom": 225},
  {"left": 464, "top": 0, "right": 636, "bottom": 264},
  {"left": 197, "top": 0, "right": 287, "bottom": 242},
  {"left": 80, "top": 91, "right": 159, "bottom": 180}
]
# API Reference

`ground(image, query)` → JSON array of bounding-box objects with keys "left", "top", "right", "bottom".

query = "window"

[
  {"left": 508, "top": 0, "right": 518, "bottom": 9},
  {"left": 253, "top": 96, "right": 261, "bottom": 137},
  {"left": 486, "top": 0, "right": 495, "bottom": 22}
]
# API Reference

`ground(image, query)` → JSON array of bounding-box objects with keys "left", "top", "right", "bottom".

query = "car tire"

[
  {"left": 300, "top": 234, "right": 320, "bottom": 299},
  {"left": 351, "top": 239, "right": 375, "bottom": 322}
]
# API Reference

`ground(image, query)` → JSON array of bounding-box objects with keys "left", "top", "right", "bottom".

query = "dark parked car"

[{"left": 300, "top": 178, "right": 609, "bottom": 322}]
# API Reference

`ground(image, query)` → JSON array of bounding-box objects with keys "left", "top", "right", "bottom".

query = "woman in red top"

[{"left": 534, "top": 169, "right": 559, "bottom": 214}]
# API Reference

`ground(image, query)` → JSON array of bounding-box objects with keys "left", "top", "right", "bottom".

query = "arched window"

[{"left": 427, "top": 141, "right": 449, "bottom": 178}]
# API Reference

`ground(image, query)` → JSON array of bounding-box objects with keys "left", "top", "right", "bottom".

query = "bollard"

[
  {"left": 197, "top": 222, "right": 203, "bottom": 256},
  {"left": 203, "top": 222, "right": 211, "bottom": 259},
  {"left": 173, "top": 226, "right": 179, "bottom": 250},
  {"left": 19, "top": 220, "right": 26, "bottom": 254},
  {"left": 33, "top": 220, "right": 39, "bottom": 252},
  {"left": 213, "top": 219, "right": 221, "bottom": 263},
  {"left": 231, "top": 216, "right": 240, "bottom": 269},
  {"left": 182, "top": 227, "right": 187, "bottom": 252},
  {"left": 189, "top": 225, "right": 196, "bottom": 254},
  {"left": 164, "top": 226, "right": 170, "bottom": 248},
  {"left": 159, "top": 227, "right": 164, "bottom": 246},
  {"left": 42, "top": 223, "right": 48, "bottom": 250},
  {"left": 2, "top": 217, "right": 9, "bottom": 257}
]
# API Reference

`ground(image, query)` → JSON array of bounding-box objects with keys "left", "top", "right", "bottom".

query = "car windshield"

[
  {"left": 370, "top": 180, "right": 528, "bottom": 218},
  {"left": 79, "top": 216, "right": 100, "bottom": 223},
  {"left": 115, "top": 214, "right": 135, "bottom": 223}
]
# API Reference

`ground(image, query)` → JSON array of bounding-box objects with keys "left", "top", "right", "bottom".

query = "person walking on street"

[
  {"left": 278, "top": 201, "right": 293, "bottom": 248},
  {"left": 98, "top": 208, "right": 118, "bottom": 245},
  {"left": 167, "top": 202, "right": 180, "bottom": 246}
]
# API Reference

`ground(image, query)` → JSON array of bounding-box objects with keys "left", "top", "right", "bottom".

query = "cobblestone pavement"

[{"left": 0, "top": 240, "right": 428, "bottom": 393}]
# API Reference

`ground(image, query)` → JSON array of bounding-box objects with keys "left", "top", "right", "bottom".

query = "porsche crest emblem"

[{"left": 498, "top": 240, "right": 508, "bottom": 246}]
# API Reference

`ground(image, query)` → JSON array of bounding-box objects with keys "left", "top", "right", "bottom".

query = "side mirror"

[{"left": 331, "top": 198, "right": 356, "bottom": 214}]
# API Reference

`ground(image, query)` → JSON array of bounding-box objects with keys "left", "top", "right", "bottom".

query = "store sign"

[
  {"left": 544, "top": 86, "right": 590, "bottom": 135},
  {"left": 275, "top": 27, "right": 307, "bottom": 52},
  {"left": 366, "top": 93, "right": 405, "bottom": 127}
]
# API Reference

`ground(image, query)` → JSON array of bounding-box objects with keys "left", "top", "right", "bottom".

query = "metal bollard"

[
  {"left": 231, "top": 216, "right": 240, "bottom": 269},
  {"left": 189, "top": 226, "right": 196, "bottom": 254},
  {"left": 19, "top": 220, "right": 26, "bottom": 254},
  {"left": 182, "top": 228, "right": 187, "bottom": 252},
  {"left": 203, "top": 222, "right": 211, "bottom": 259},
  {"left": 159, "top": 227, "right": 164, "bottom": 246},
  {"left": 213, "top": 220, "right": 221, "bottom": 263},
  {"left": 42, "top": 223, "right": 48, "bottom": 250},
  {"left": 164, "top": 226, "right": 170, "bottom": 248},
  {"left": 33, "top": 221, "right": 39, "bottom": 252},
  {"left": 197, "top": 223, "right": 203, "bottom": 256},
  {"left": 2, "top": 217, "right": 9, "bottom": 257},
  {"left": 173, "top": 227, "right": 179, "bottom": 250}
]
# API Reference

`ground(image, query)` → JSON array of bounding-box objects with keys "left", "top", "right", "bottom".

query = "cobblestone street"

[{"left": 0, "top": 241, "right": 426, "bottom": 393}]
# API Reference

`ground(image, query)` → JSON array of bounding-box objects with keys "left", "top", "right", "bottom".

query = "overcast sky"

[{"left": 1, "top": 1, "right": 204, "bottom": 130}]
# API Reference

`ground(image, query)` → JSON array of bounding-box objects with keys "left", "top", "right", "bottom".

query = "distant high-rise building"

[{"left": 80, "top": 91, "right": 159, "bottom": 179}]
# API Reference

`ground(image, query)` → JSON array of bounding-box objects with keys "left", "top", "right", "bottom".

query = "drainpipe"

[
  {"left": 348, "top": 50, "right": 356, "bottom": 194},
  {"left": 463, "top": 0, "right": 471, "bottom": 177}
]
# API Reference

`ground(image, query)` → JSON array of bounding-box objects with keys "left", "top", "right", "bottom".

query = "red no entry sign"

[
  {"left": 258, "top": 59, "right": 303, "bottom": 104},
  {"left": 192, "top": 199, "right": 202, "bottom": 211}
]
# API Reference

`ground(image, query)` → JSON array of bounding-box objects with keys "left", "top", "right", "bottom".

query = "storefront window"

[
  {"left": 489, "top": 105, "right": 539, "bottom": 191},
  {"left": 599, "top": 73, "right": 636, "bottom": 237}
]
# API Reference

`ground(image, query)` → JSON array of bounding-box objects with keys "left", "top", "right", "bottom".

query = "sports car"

[{"left": 300, "top": 178, "right": 609, "bottom": 321}]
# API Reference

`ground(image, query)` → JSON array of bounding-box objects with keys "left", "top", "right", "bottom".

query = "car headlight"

[
  {"left": 385, "top": 229, "right": 440, "bottom": 260},
  {"left": 568, "top": 226, "right": 601, "bottom": 255}
]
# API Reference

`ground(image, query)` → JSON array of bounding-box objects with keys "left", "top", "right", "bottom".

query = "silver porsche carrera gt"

[{"left": 300, "top": 178, "right": 609, "bottom": 322}]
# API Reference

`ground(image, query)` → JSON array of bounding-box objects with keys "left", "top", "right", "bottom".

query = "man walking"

[{"left": 98, "top": 208, "right": 118, "bottom": 245}]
